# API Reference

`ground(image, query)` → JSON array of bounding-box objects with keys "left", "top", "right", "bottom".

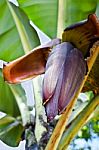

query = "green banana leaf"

[
  {"left": 0, "top": 70, "right": 20, "bottom": 117},
  {"left": 64, "top": 0, "right": 97, "bottom": 26},
  {"left": 0, "top": 115, "right": 24, "bottom": 147},
  {"left": 0, "top": 0, "right": 40, "bottom": 116},
  {"left": 18, "top": 0, "right": 58, "bottom": 38},
  {"left": 0, "top": 0, "right": 40, "bottom": 146},
  {"left": 0, "top": 0, "right": 40, "bottom": 61},
  {"left": 18, "top": 0, "right": 97, "bottom": 38}
]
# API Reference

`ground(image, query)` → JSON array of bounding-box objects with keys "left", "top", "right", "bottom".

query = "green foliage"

[
  {"left": 7, "top": 2, "right": 40, "bottom": 52},
  {"left": 0, "top": 70, "right": 20, "bottom": 117},
  {"left": 91, "top": 119, "right": 99, "bottom": 134},
  {"left": 75, "top": 119, "right": 99, "bottom": 142},
  {"left": 18, "top": 0, "right": 58, "bottom": 38},
  {"left": 0, "top": 115, "right": 24, "bottom": 147},
  {"left": 18, "top": 0, "right": 98, "bottom": 38},
  {"left": 0, "top": 0, "right": 23, "bottom": 61},
  {"left": 65, "top": 0, "right": 98, "bottom": 26},
  {"left": 78, "top": 92, "right": 99, "bottom": 139},
  {"left": 0, "top": 0, "right": 40, "bottom": 117},
  {"left": 0, "top": 0, "right": 40, "bottom": 146},
  {"left": 78, "top": 125, "right": 91, "bottom": 140}
]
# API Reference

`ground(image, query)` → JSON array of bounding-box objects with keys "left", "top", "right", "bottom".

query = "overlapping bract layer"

[{"left": 43, "top": 42, "right": 86, "bottom": 121}]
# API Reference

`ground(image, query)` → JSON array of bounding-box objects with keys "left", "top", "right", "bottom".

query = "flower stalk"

[
  {"left": 57, "top": 0, "right": 66, "bottom": 38},
  {"left": 58, "top": 95, "right": 99, "bottom": 150}
]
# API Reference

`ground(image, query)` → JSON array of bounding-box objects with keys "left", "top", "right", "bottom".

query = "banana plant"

[{"left": 0, "top": 0, "right": 99, "bottom": 150}]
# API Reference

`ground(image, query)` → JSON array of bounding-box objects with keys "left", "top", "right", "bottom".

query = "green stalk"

[
  {"left": 7, "top": 0, "right": 31, "bottom": 125},
  {"left": 57, "top": 0, "right": 66, "bottom": 38},
  {"left": 33, "top": 77, "right": 47, "bottom": 143},
  {"left": 9, "top": 85, "right": 30, "bottom": 126},
  {"left": 7, "top": 0, "right": 31, "bottom": 53},
  {"left": 58, "top": 95, "right": 99, "bottom": 150}
]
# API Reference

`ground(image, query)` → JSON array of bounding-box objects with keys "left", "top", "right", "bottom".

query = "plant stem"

[
  {"left": 57, "top": 0, "right": 66, "bottom": 38},
  {"left": 33, "top": 76, "right": 47, "bottom": 143},
  {"left": 25, "top": 126, "right": 38, "bottom": 150},
  {"left": 7, "top": 0, "right": 32, "bottom": 126},
  {"left": 45, "top": 42, "right": 99, "bottom": 150},
  {"left": 9, "top": 85, "right": 30, "bottom": 126},
  {"left": 58, "top": 95, "right": 99, "bottom": 150},
  {"left": 7, "top": 0, "right": 31, "bottom": 53},
  {"left": 7, "top": 1, "right": 41, "bottom": 148}
]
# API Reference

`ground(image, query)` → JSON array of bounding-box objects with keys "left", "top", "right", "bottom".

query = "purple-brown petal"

[
  {"left": 45, "top": 68, "right": 64, "bottom": 121},
  {"left": 58, "top": 48, "right": 86, "bottom": 113},
  {"left": 3, "top": 47, "right": 50, "bottom": 84},
  {"left": 43, "top": 42, "right": 86, "bottom": 121},
  {"left": 3, "top": 38, "right": 61, "bottom": 84},
  {"left": 43, "top": 42, "right": 74, "bottom": 104}
]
